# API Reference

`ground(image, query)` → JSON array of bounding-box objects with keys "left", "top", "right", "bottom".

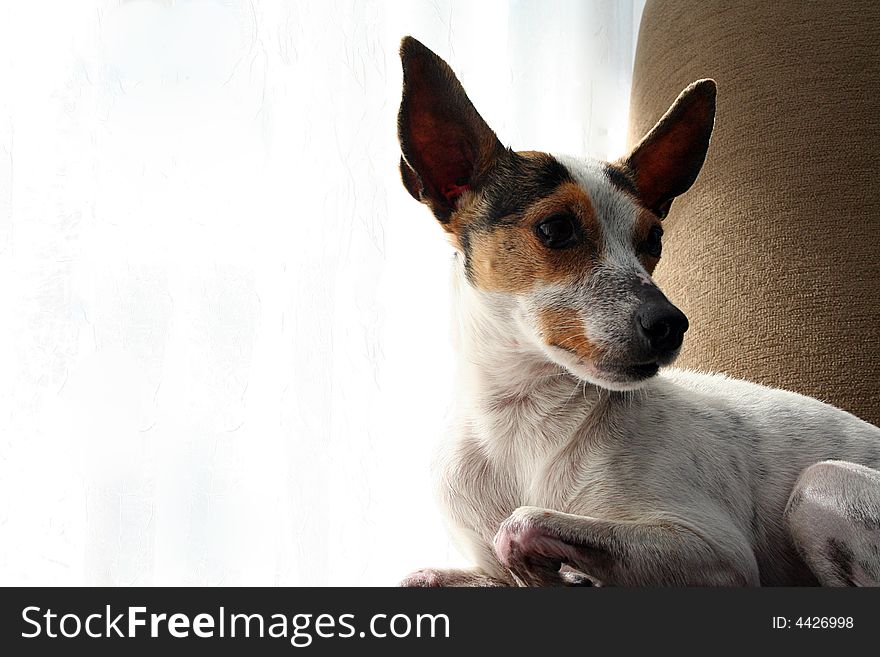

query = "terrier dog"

[{"left": 396, "top": 37, "right": 880, "bottom": 586}]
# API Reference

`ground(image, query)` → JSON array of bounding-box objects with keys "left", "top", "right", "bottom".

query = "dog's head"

[{"left": 397, "top": 37, "right": 715, "bottom": 391}]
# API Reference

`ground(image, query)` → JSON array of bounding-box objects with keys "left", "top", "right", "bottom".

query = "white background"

[{"left": 0, "top": 0, "right": 643, "bottom": 585}]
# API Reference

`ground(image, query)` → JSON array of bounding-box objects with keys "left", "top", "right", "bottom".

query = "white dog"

[{"left": 395, "top": 37, "right": 880, "bottom": 586}]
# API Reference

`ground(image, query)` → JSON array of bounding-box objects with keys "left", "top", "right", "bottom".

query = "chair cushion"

[{"left": 628, "top": 0, "right": 880, "bottom": 424}]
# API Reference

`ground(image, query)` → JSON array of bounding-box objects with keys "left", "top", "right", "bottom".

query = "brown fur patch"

[
  {"left": 445, "top": 189, "right": 482, "bottom": 239},
  {"left": 467, "top": 181, "right": 602, "bottom": 292},
  {"left": 538, "top": 307, "right": 603, "bottom": 361}
]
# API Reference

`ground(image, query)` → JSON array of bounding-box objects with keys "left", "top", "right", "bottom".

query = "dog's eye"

[
  {"left": 643, "top": 225, "right": 663, "bottom": 258},
  {"left": 535, "top": 215, "right": 577, "bottom": 249}
]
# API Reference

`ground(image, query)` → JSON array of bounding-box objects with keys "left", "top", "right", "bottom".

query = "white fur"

[{"left": 554, "top": 154, "right": 651, "bottom": 278}]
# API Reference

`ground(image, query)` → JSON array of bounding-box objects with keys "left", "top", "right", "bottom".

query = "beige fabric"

[{"left": 629, "top": 0, "right": 880, "bottom": 425}]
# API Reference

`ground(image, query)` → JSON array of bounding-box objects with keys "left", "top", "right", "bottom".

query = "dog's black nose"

[{"left": 637, "top": 303, "right": 689, "bottom": 353}]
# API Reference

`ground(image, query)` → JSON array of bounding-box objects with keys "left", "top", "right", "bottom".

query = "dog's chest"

[{"left": 443, "top": 397, "right": 606, "bottom": 540}]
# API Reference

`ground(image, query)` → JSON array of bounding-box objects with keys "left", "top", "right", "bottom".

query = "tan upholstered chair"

[{"left": 629, "top": 0, "right": 880, "bottom": 425}]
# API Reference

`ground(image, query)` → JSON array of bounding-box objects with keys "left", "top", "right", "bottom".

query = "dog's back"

[{"left": 602, "top": 370, "right": 880, "bottom": 584}]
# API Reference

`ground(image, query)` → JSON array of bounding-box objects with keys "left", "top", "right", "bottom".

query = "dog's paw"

[
  {"left": 493, "top": 509, "right": 570, "bottom": 587},
  {"left": 399, "top": 568, "right": 446, "bottom": 587},
  {"left": 399, "top": 567, "right": 512, "bottom": 587},
  {"left": 494, "top": 506, "right": 600, "bottom": 587},
  {"left": 493, "top": 507, "right": 563, "bottom": 565}
]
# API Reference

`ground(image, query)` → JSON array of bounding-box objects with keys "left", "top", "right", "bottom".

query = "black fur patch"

[
  {"left": 825, "top": 538, "right": 856, "bottom": 586},
  {"left": 604, "top": 163, "right": 639, "bottom": 198},
  {"left": 479, "top": 151, "right": 573, "bottom": 225}
]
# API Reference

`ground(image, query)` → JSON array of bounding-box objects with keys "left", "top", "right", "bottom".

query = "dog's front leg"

[
  {"left": 399, "top": 567, "right": 511, "bottom": 587},
  {"left": 494, "top": 506, "right": 759, "bottom": 586}
]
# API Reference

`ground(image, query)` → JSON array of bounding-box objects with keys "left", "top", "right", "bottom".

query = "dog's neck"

[{"left": 449, "top": 255, "right": 604, "bottom": 461}]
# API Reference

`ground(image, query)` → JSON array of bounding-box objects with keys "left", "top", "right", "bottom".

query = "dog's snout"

[{"left": 637, "top": 302, "right": 689, "bottom": 354}]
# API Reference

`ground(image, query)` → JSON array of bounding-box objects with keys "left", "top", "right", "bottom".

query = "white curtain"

[{"left": 0, "top": 0, "right": 643, "bottom": 585}]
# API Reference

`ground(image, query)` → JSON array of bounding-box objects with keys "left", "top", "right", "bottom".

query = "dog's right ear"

[{"left": 397, "top": 36, "right": 505, "bottom": 224}]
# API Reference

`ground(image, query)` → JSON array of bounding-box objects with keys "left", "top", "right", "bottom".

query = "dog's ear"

[
  {"left": 623, "top": 79, "right": 716, "bottom": 219},
  {"left": 398, "top": 36, "right": 506, "bottom": 223}
]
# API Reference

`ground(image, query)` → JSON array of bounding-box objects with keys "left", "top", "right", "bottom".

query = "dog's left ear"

[
  {"left": 397, "top": 36, "right": 506, "bottom": 224},
  {"left": 622, "top": 79, "right": 716, "bottom": 218}
]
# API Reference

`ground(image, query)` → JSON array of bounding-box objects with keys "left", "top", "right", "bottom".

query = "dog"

[{"left": 395, "top": 37, "right": 880, "bottom": 586}]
